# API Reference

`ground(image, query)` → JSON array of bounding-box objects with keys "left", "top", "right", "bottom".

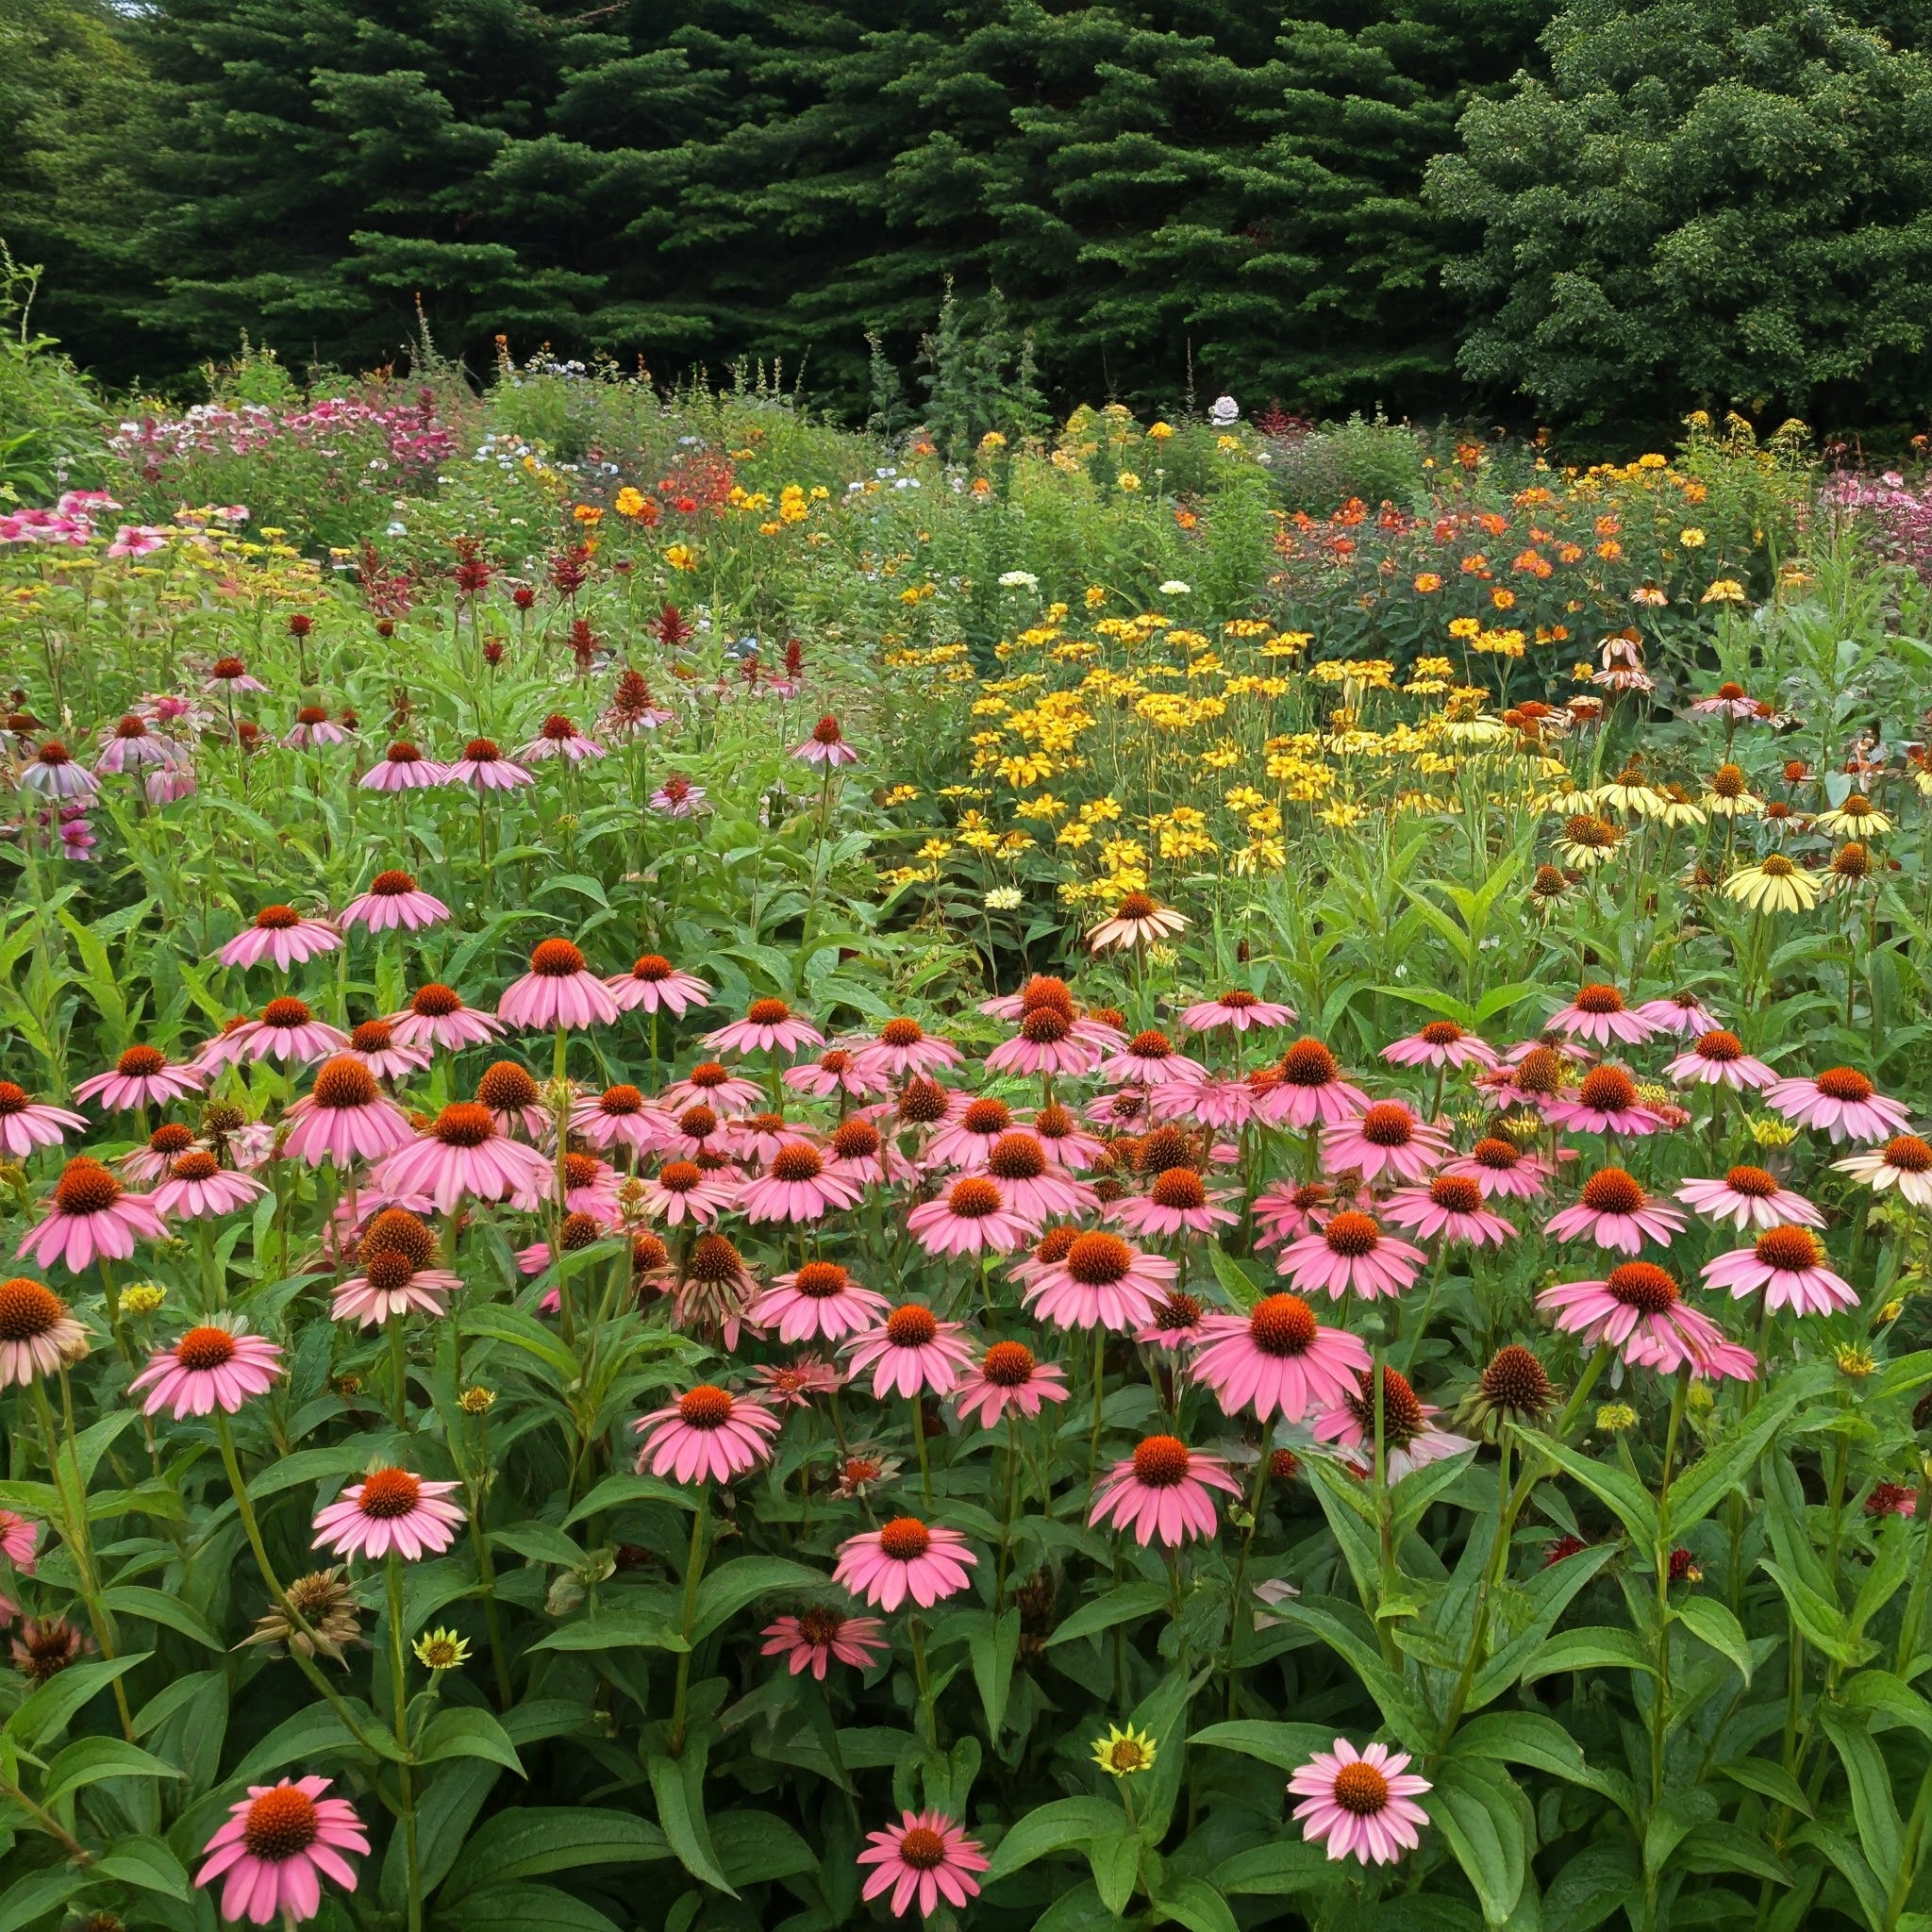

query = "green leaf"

[
  {"left": 1191, "top": 1720, "right": 1339, "bottom": 1772},
  {"left": 528, "top": 1611, "right": 688, "bottom": 1654},
  {"left": 1520, "top": 1625, "right": 1657, "bottom": 1685},
  {"left": 0, "top": 1867, "right": 92, "bottom": 1932},
  {"left": 489, "top": 1521, "right": 588, "bottom": 1569},
  {"left": 647, "top": 1744, "right": 737, "bottom": 1895},
  {"left": 438, "top": 1807, "right": 671, "bottom": 1903},
  {"left": 1449, "top": 1709, "right": 1636, "bottom": 1821},
  {"left": 1033, "top": 1879, "right": 1130, "bottom": 1932},
  {"left": 6, "top": 1652, "right": 150, "bottom": 1750},
  {"left": 99, "top": 1584, "right": 223, "bottom": 1649},
  {"left": 1674, "top": 1597, "right": 1753, "bottom": 1686},
  {"left": 1217, "top": 1840, "right": 1342, "bottom": 1896},
  {"left": 1674, "top": 1824, "right": 1791, "bottom": 1885},
  {"left": 1664, "top": 1373, "right": 1810, "bottom": 1537},
  {"left": 691, "top": 1556, "right": 826, "bottom": 1643},
  {"left": 1270, "top": 1597, "right": 1436, "bottom": 1751},
  {"left": 92, "top": 1835, "right": 192, "bottom": 1900},
  {"left": 1795, "top": 1823, "right": 1888, "bottom": 1932},
  {"left": 712, "top": 1809, "right": 818, "bottom": 1887},
  {"left": 1206, "top": 1244, "right": 1264, "bottom": 1310},
  {"left": 970, "top": 1607, "right": 1021, "bottom": 1740},
  {"left": 389, "top": 1760, "right": 500, "bottom": 1908},
  {"left": 1820, "top": 1703, "right": 1903, "bottom": 1889},
  {"left": 1761, "top": 1560, "right": 1871, "bottom": 1668},
  {"left": 1152, "top": 1875, "right": 1240, "bottom": 1932},
  {"left": 41, "top": 1737, "right": 184, "bottom": 1807},
  {"left": 1512, "top": 1425, "right": 1657, "bottom": 1545},
  {"left": 1045, "top": 1582, "right": 1169, "bottom": 1648},
  {"left": 561, "top": 1470, "right": 699, "bottom": 1524},
  {"left": 1714, "top": 1757, "right": 1812, "bottom": 1817},
  {"left": 445, "top": 1883, "right": 624, "bottom": 1932},
  {"left": 417, "top": 1707, "right": 525, "bottom": 1775},
  {"left": 1088, "top": 1829, "right": 1141, "bottom": 1916},
  {"left": 244, "top": 1443, "right": 368, "bottom": 1501},
  {"left": 1431, "top": 1757, "right": 1529, "bottom": 1927},
  {"left": 981, "top": 1797, "right": 1128, "bottom": 1886},
  {"left": 461, "top": 1304, "right": 580, "bottom": 1380},
  {"left": 231, "top": 1697, "right": 399, "bottom": 1781}
]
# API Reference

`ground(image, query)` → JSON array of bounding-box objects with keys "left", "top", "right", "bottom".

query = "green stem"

[
  {"left": 388, "top": 1559, "right": 423, "bottom": 1932},
  {"left": 668, "top": 1487, "right": 709, "bottom": 1757}
]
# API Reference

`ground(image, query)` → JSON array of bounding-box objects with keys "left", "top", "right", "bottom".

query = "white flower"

[
  {"left": 998, "top": 571, "right": 1039, "bottom": 590},
  {"left": 1208, "top": 394, "right": 1240, "bottom": 426},
  {"left": 1158, "top": 579, "right": 1191, "bottom": 595},
  {"left": 984, "top": 888, "right": 1023, "bottom": 910}
]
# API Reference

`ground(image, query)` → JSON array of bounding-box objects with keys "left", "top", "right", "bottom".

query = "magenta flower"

[
  {"left": 750, "top": 1260, "right": 891, "bottom": 1344},
  {"left": 858, "top": 1811, "right": 988, "bottom": 1919},
  {"left": 0, "top": 1081, "right": 86, "bottom": 1158},
  {"left": 443, "top": 737, "right": 534, "bottom": 790},
  {"left": 1090, "top": 1435, "right": 1241, "bottom": 1546},
  {"left": 1676, "top": 1165, "right": 1823, "bottom": 1231},
  {"left": 216, "top": 998, "right": 351, "bottom": 1067},
  {"left": 1312, "top": 1365, "right": 1474, "bottom": 1479},
  {"left": 606, "top": 953, "right": 711, "bottom": 1017},
  {"left": 703, "top": 997, "right": 825, "bottom": 1058},
  {"left": 632, "top": 1159, "right": 737, "bottom": 1226},
  {"left": 20, "top": 741, "right": 98, "bottom": 800},
  {"left": 740, "top": 1142, "right": 866, "bottom": 1224},
  {"left": 147, "top": 763, "right": 196, "bottom": 806},
  {"left": 853, "top": 1016, "right": 961, "bottom": 1080},
  {"left": 792, "top": 714, "right": 859, "bottom": 765},
  {"left": 196, "top": 1776, "right": 368, "bottom": 1926},
  {"left": 1112, "top": 1167, "right": 1239, "bottom": 1240},
  {"left": 1837, "top": 1135, "right": 1932, "bottom": 1208},
  {"left": 1189, "top": 1293, "right": 1371, "bottom": 1424},
  {"left": 556, "top": 1151, "right": 623, "bottom": 1220},
  {"left": 152, "top": 1152, "right": 267, "bottom": 1220},
  {"left": 1544, "top": 1167, "right": 1686, "bottom": 1254},
  {"left": 342, "top": 1018, "right": 431, "bottom": 1083},
  {"left": 1634, "top": 991, "right": 1721, "bottom": 1038},
  {"left": 1702, "top": 1225, "right": 1857, "bottom": 1316},
  {"left": 1023, "top": 1230, "right": 1176, "bottom": 1332},
  {"left": 311, "top": 1468, "right": 466, "bottom": 1561},
  {"left": 281, "top": 1058, "right": 416, "bottom": 1167},
  {"left": 834, "top": 1518, "right": 976, "bottom": 1609},
  {"left": 1765, "top": 1067, "right": 1912, "bottom": 1143},
  {"left": 1181, "top": 989, "right": 1296, "bottom": 1034},
  {"left": 982, "top": 1132, "right": 1097, "bottom": 1221},
  {"left": 842, "top": 1304, "right": 974, "bottom": 1400},
  {"left": 1546, "top": 983, "right": 1657, "bottom": 1046},
  {"left": 0, "top": 1278, "right": 88, "bottom": 1388},
  {"left": 923, "top": 1096, "right": 1017, "bottom": 1171},
  {"left": 1252, "top": 1181, "right": 1336, "bottom": 1248},
  {"left": 1538, "top": 1261, "right": 1755, "bottom": 1376},
  {"left": 1134, "top": 1289, "right": 1207, "bottom": 1351},
  {"left": 953, "top": 1341, "right": 1071, "bottom": 1428},
  {"left": 517, "top": 713, "right": 605, "bottom": 762},
  {"left": 131, "top": 1322, "right": 281, "bottom": 1419},
  {"left": 331, "top": 1254, "right": 459, "bottom": 1326},
  {"left": 375, "top": 1104, "right": 553, "bottom": 1214},
  {"left": 284, "top": 707, "right": 351, "bottom": 749},
  {"left": 74, "top": 1043, "right": 206, "bottom": 1112},
  {"left": 16, "top": 1158, "right": 167, "bottom": 1274},
  {"left": 339, "top": 869, "right": 451, "bottom": 935},
  {"left": 498, "top": 938, "right": 621, "bottom": 1032},
  {"left": 1098, "top": 1028, "right": 1208, "bottom": 1087},
  {"left": 1254, "top": 1038, "right": 1371, "bottom": 1130},
  {"left": 908, "top": 1175, "right": 1039, "bottom": 1257},
  {"left": 1664, "top": 1030, "right": 1777, "bottom": 1091},
  {"left": 650, "top": 774, "right": 708, "bottom": 816},
  {"left": 1276, "top": 1211, "right": 1426, "bottom": 1302},
  {"left": 786, "top": 1046, "right": 890, "bottom": 1100},
  {"left": 1381, "top": 1174, "right": 1517, "bottom": 1247},
  {"left": 95, "top": 712, "right": 178, "bottom": 772},
  {"left": 0, "top": 1510, "right": 38, "bottom": 1571},
  {"left": 635, "top": 1385, "right": 782, "bottom": 1485},
  {"left": 219, "top": 905, "right": 342, "bottom": 972},
  {"left": 1321, "top": 1102, "right": 1449, "bottom": 1185},
  {"left": 1151, "top": 1074, "right": 1257, "bottom": 1132},
  {"left": 206, "top": 657, "right": 268, "bottom": 694},
  {"left": 571, "top": 1084, "right": 664, "bottom": 1156},
  {"left": 385, "top": 983, "right": 504, "bottom": 1053},
  {"left": 358, "top": 741, "right": 447, "bottom": 791},
  {"left": 1441, "top": 1136, "right": 1554, "bottom": 1201},
  {"left": 1289, "top": 1740, "right": 1432, "bottom": 1866},
  {"left": 1542, "top": 1066, "right": 1667, "bottom": 1138},
  {"left": 661, "top": 1060, "right": 765, "bottom": 1115},
  {"left": 986, "top": 1007, "right": 1104, "bottom": 1079},
  {"left": 1382, "top": 1020, "right": 1499, "bottom": 1071},
  {"left": 761, "top": 1608, "right": 889, "bottom": 1679}
]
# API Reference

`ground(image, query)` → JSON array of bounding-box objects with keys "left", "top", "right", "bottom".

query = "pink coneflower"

[
  {"left": 1024, "top": 1230, "right": 1176, "bottom": 1331},
  {"left": 762, "top": 1607, "right": 888, "bottom": 1679},
  {"left": 16, "top": 1158, "right": 167, "bottom": 1274},
  {"left": 122, "top": 1123, "right": 198, "bottom": 1185},
  {"left": 923, "top": 1096, "right": 1016, "bottom": 1172},
  {"left": 74, "top": 1043, "right": 206, "bottom": 1111},
  {"left": 0, "top": 1082, "right": 86, "bottom": 1158},
  {"left": 498, "top": 939, "right": 620, "bottom": 1032},
  {"left": 842, "top": 1303, "right": 974, "bottom": 1399},
  {"left": 153, "top": 1151, "right": 267, "bottom": 1219},
  {"left": 95, "top": 712, "right": 177, "bottom": 774},
  {"left": 1148, "top": 1074, "right": 1255, "bottom": 1132},
  {"left": 1086, "top": 1087, "right": 1149, "bottom": 1132},
  {"left": 1275, "top": 1211, "right": 1426, "bottom": 1302},
  {"left": 219, "top": 905, "right": 342, "bottom": 972},
  {"left": 606, "top": 954, "right": 710, "bottom": 1016},
  {"left": 556, "top": 1151, "right": 623, "bottom": 1220},
  {"left": 650, "top": 774, "right": 707, "bottom": 816},
  {"left": 750, "top": 1259, "right": 890, "bottom": 1343},
  {"left": 221, "top": 998, "right": 351, "bottom": 1067},
  {"left": 658, "top": 1103, "right": 732, "bottom": 1163},
  {"left": 1544, "top": 1167, "right": 1686, "bottom": 1253},
  {"left": 1765, "top": 1067, "right": 1912, "bottom": 1143},
  {"left": 855, "top": 1016, "right": 961, "bottom": 1080},
  {"left": 858, "top": 1812, "right": 988, "bottom": 1919},
  {"left": 1099, "top": 1029, "right": 1208, "bottom": 1087},
  {"left": 1255, "top": 1038, "right": 1371, "bottom": 1130},
  {"left": 1253, "top": 1181, "right": 1336, "bottom": 1248},
  {"left": 1289, "top": 1740, "right": 1432, "bottom": 1867},
  {"left": 518, "top": 712, "right": 604, "bottom": 762},
  {"left": 1381, "top": 1020, "right": 1500, "bottom": 1071},
  {"left": 20, "top": 741, "right": 98, "bottom": 800},
  {"left": 635, "top": 1385, "right": 781, "bottom": 1484},
  {"left": 786, "top": 1046, "right": 888, "bottom": 1100},
  {"left": 1538, "top": 1261, "right": 1754, "bottom": 1376},
  {"left": 1382, "top": 1174, "right": 1517, "bottom": 1247},
  {"left": 1189, "top": 1294, "right": 1371, "bottom": 1423},
  {"left": 983, "top": 1132, "right": 1096, "bottom": 1221},
  {"left": 1091, "top": 1435, "right": 1240, "bottom": 1546},
  {"left": 986, "top": 1006, "right": 1104, "bottom": 1080},
  {"left": 343, "top": 1018, "right": 431, "bottom": 1083},
  {"left": 207, "top": 655, "right": 268, "bottom": 694},
  {"left": 0, "top": 1278, "right": 89, "bottom": 1386},
  {"left": 792, "top": 713, "right": 858, "bottom": 765},
  {"left": 1032, "top": 1102, "right": 1107, "bottom": 1169},
  {"left": 1182, "top": 989, "right": 1296, "bottom": 1034},
  {"left": 1664, "top": 1030, "right": 1777, "bottom": 1091},
  {"left": 147, "top": 763, "right": 197, "bottom": 806},
  {"left": 1086, "top": 891, "right": 1188, "bottom": 955},
  {"left": 661, "top": 1059, "right": 765, "bottom": 1115},
  {"left": 339, "top": 869, "right": 450, "bottom": 935},
  {"left": 331, "top": 1251, "right": 459, "bottom": 1326},
  {"left": 1112, "top": 1166, "right": 1238, "bottom": 1239},
  {"left": 704, "top": 997, "right": 824, "bottom": 1058},
  {"left": 284, "top": 706, "right": 350, "bottom": 750},
  {"left": 0, "top": 1510, "right": 37, "bottom": 1571},
  {"left": 1690, "top": 681, "right": 1760, "bottom": 719},
  {"left": 834, "top": 1517, "right": 976, "bottom": 1609},
  {"left": 385, "top": 983, "right": 504, "bottom": 1053},
  {"left": 281, "top": 1058, "right": 416, "bottom": 1167},
  {"left": 1677, "top": 1164, "right": 1823, "bottom": 1231},
  {"left": 953, "top": 1341, "right": 1070, "bottom": 1428},
  {"left": 518, "top": 1211, "right": 618, "bottom": 1277},
  {"left": 907, "top": 1175, "right": 1038, "bottom": 1257},
  {"left": 1543, "top": 1065, "right": 1667, "bottom": 1137},
  {"left": 375, "top": 1103, "right": 552, "bottom": 1213},
  {"left": 311, "top": 1468, "right": 465, "bottom": 1561},
  {"left": 751, "top": 1357, "right": 844, "bottom": 1407},
  {"left": 130, "top": 1321, "right": 281, "bottom": 1418},
  {"left": 358, "top": 741, "right": 447, "bottom": 791},
  {"left": 571, "top": 1083, "right": 663, "bottom": 1155},
  {"left": 474, "top": 1061, "right": 546, "bottom": 1139},
  {"left": 1321, "top": 1102, "right": 1449, "bottom": 1185},
  {"left": 732, "top": 1109, "right": 807, "bottom": 1167},
  {"left": 442, "top": 737, "right": 533, "bottom": 790},
  {"left": 1837, "top": 1134, "right": 1932, "bottom": 1208},
  {"left": 1634, "top": 991, "right": 1722, "bottom": 1038},
  {"left": 1313, "top": 1365, "right": 1474, "bottom": 1478},
  {"left": 1546, "top": 982, "right": 1657, "bottom": 1046},
  {"left": 823, "top": 1116, "right": 917, "bottom": 1187},
  {"left": 195, "top": 1776, "right": 368, "bottom": 1926},
  {"left": 1703, "top": 1225, "right": 1857, "bottom": 1316},
  {"left": 1134, "top": 1289, "right": 1206, "bottom": 1351},
  {"left": 1442, "top": 1137, "right": 1553, "bottom": 1201},
  {"left": 739, "top": 1141, "right": 865, "bottom": 1224}
]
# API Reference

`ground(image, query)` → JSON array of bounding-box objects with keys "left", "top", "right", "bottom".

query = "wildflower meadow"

[{"left": 5, "top": 347, "right": 1932, "bottom": 1932}]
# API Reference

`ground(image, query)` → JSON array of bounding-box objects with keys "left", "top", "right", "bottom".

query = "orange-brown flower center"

[
  {"left": 1577, "top": 1067, "right": 1638, "bottom": 1111},
  {"left": 1580, "top": 1168, "right": 1643, "bottom": 1214},
  {"left": 1359, "top": 1103, "right": 1416, "bottom": 1147},
  {"left": 677, "top": 1384, "right": 733, "bottom": 1429},
  {"left": 1132, "top": 1434, "right": 1191, "bottom": 1487},
  {"left": 262, "top": 996, "right": 314, "bottom": 1028},
  {"left": 312, "top": 1057, "right": 381, "bottom": 1109},
  {"left": 242, "top": 1786, "right": 321, "bottom": 1860},
  {"left": 831, "top": 1121, "right": 881, "bottom": 1159},
  {"left": 1885, "top": 1136, "right": 1932, "bottom": 1174},
  {"left": 982, "top": 1341, "right": 1036, "bottom": 1387},
  {"left": 1065, "top": 1232, "right": 1133, "bottom": 1284},
  {"left": 357, "top": 1467, "right": 422, "bottom": 1519},
  {"left": 476, "top": 1062, "right": 539, "bottom": 1111},
  {"left": 1250, "top": 1293, "right": 1318, "bottom": 1357},
  {"left": 362, "top": 1208, "right": 434, "bottom": 1267},
  {"left": 54, "top": 1159, "right": 121, "bottom": 1215},
  {"left": 1324, "top": 1211, "right": 1381, "bottom": 1257},
  {"left": 1607, "top": 1261, "right": 1678, "bottom": 1312},
  {"left": 1816, "top": 1066, "right": 1874, "bottom": 1103},
  {"left": 1332, "top": 1761, "right": 1391, "bottom": 1815},
  {"left": 945, "top": 1177, "right": 1003, "bottom": 1220},
  {"left": 1150, "top": 1167, "right": 1207, "bottom": 1209},
  {"left": 1429, "top": 1174, "right": 1484, "bottom": 1214},
  {"left": 0, "top": 1278, "right": 66, "bottom": 1341},
  {"left": 117, "top": 1044, "right": 166, "bottom": 1076},
  {"left": 885, "top": 1305, "right": 939, "bottom": 1348},
  {"left": 175, "top": 1324, "right": 237, "bottom": 1371},
  {"left": 530, "top": 938, "right": 587, "bottom": 977},
  {"left": 1021, "top": 1008, "right": 1072, "bottom": 1042},
  {"left": 745, "top": 998, "right": 791, "bottom": 1025},
  {"left": 987, "top": 1133, "right": 1047, "bottom": 1181},
  {"left": 1755, "top": 1225, "right": 1823, "bottom": 1272},
  {"left": 878, "top": 1516, "right": 931, "bottom": 1560},
  {"left": 409, "top": 983, "right": 462, "bottom": 1017},
  {"left": 1471, "top": 1138, "right": 1521, "bottom": 1171},
  {"left": 431, "top": 1103, "right": 493, "bottom": 1148},
  {"left": 630, "top": 955, "right": 673, "bottom": 981},
  {"left": 1280, "top": 1039, "right": 1340, "bottom": 1086},
  {"left": 1695, "top": 1031, "right": 1743, "bottom": 1061},
  {"left": 170, "top": 1152, "right": 220, "bottom": 1182},
  {"left": 1420, "top": 1020, "right": 1464, "bottom": 1046},
  {"left": 771, "top": 1142, "right": 824, "bottom": 1184},
  {"left": 364, "top": 1251, "right": 417, "bottom": 1291},
  {"left": 1574, "top": 983, "right": 1624, "bottom": 1014}
]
